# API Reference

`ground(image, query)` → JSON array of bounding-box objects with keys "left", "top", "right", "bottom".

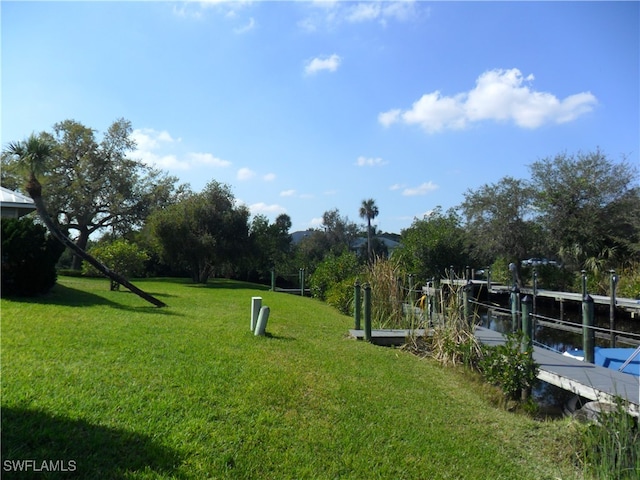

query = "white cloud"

[
  {"left": 249, "top": 202, "right": 287, "bottom": 215},
  {"left": 131, "top": 128, "right": 180, "bottom": 151},
  {"left": 237, "top": 167, "right": 256, "bottom": 181},
  {"left": 305, "top": 54, "right": 341, "bottom": 75},
  {"left": 280, "top": 189, "right": 296, "bottom": 197},
  {"left": 188, "top": 152, "right": 231, "bottom": 167},
  {"left": 310, "top": 217, "right": 324, "bottom": 227},
  {"left": 300, "top": 1, "right": 420, "bottom": 31},
  {"left": 402, "top": 181, "right": 439, "bottom": 196},
  {"left": 234, "top": 17, "right": 255, "bottom": 34},
  {"left": 263, "top": 172, "right": 276, "bottom": 181},
  {"left": 389, "top": 183, "right": 404, "bottom": 191},
  {"left": 355, "top": 156, "right": 388, "bottom": 167},
  {"left": 379, "top": 68, "right": 597, "bottom": 133}
]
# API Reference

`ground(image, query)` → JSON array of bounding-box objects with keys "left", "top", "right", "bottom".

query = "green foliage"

[
  {"left": 395, "top": 207, "right": 471, "bottom": 282},
  {"left": 618, "top": 263, "right": 640, "bottom": 299},
  {"left": 325, "top": 276, "right": 357, "bottom": 315},
  {"left": 309, "top": 250, "right": 360, "bottom": 300},
  {"left": 578, "top": 400, "right": 640, "bottom": 480},
  {"left": 1, "top": 217, "right": 64, "bottom": 296},
  {"left": 83, "top": 239, "right": 149, "bottom": 279},
  {"left": 479, "top": 331, "right": 539, "bottom": 401},
  {"left": 489, "top": 257, "right": 513, "bottom": 286},
  {"left": 146, "top": 181, "right": 250, "bottom": 283}
]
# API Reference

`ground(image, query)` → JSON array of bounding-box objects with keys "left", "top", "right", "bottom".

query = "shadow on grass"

[
  {"left": 1, "top": 407, "right": 184, "bottom": 480},
  {"left": 3, "top": 284, "right": 182, "bottom": 317}
]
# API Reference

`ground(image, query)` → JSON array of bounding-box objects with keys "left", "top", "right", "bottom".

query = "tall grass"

[{"left": 578, "top": 400, "right": 640, "bottom": 479}]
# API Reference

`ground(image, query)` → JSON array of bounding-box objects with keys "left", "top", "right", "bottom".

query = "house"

[{"left": 0, "top": 186, "right": 36, "bottom": 219}]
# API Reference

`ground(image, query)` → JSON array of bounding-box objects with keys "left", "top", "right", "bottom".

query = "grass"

[{"left": 1, "top": 276, "right": 583, "bottom": 479}]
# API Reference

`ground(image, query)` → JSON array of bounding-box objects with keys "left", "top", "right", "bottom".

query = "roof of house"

[{"left": 0, "top": 186, "right": 36, "bottom": 214}]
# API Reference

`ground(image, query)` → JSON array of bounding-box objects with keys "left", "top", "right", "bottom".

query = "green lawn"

[{"left": 1, "top": 277, "right": 581, "bottom": 479}]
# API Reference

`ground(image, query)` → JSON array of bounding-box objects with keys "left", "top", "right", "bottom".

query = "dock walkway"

[{"left": 475, "top": 326, "right": 640, "bottom": 415}]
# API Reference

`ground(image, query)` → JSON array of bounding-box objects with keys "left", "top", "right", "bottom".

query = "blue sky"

[{"left": 2, "top": 1, "right": 639, "bottom": 234}]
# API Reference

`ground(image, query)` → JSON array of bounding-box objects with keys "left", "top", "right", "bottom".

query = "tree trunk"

[
  {"left": 26, "top": 177, "right": 167, "bottom": 307},
  {"left": 71, "top": 227, "right": 90, "bottom": 271}
]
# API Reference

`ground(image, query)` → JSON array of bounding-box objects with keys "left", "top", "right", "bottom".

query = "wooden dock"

[{"left": 475, "top": 326, "right": 640, "bottom": 416}]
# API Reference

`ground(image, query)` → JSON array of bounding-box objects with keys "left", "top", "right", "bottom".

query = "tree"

[
  {"left": 147, "top": 181, "right": 250, "bottom": 283},
  {"left": 2, "top": 119, "right": 185, "bottom": 270},
  {"left": 395, "top": 207, "right": 471, "bottom": 281},
  {"left": 322, "top": 208, "right": 360, "bottom": 254},
  {"left": 3, "top": 134, "right": 166, "bottom": 306},
  {"left": 460, "top": 176, "right": 539, "bottom": 265},
  {"left": 247, "top": 213, "right": 292, "bottom": 282},
  {"left": 359, "top": 199, "right": 379, "bottom": 262},
  {"left": 529, "top": 149, "right": 640, "bottom": 270},
  {"left": 83, "top": 239, "right": 150, "bottom": 290}
]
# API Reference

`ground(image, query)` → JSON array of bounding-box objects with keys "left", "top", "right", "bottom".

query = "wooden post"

[
  {"left": 363, "top": 283, "right": 372, "bottom": 342},
  {"left": 354, "top": 281, "right": 361, "bottom": 330},
  {"left": 463, "top": 280, "right": 474, "bottom": 328},
  {"left": 582, "top": 293, "right": 595, "bottom": 364},
  {"left": 521, "top": 295, "right": 533, "bottom": 400}
]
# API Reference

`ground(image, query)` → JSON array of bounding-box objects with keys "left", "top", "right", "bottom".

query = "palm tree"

[
  {"left": 4, "top": 134, "right": 166, "bottom": 307},
  {"left": 359, "top": 198, "right": 379, "bottom": 262}
]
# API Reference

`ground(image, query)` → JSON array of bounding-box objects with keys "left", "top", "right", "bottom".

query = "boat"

[{"left": 563, "top": 346, "right": 640, "bottom": 377}]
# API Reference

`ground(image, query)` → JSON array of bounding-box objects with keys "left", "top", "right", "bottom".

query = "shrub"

[
  {"left": 478, "top": 331, "right": 539, "bottom": 401},
  {"left": 366, "top": 256, "right": 406, "bottom": 328},
  {"left": 325, "top": 276, "right": 357, "bottom": 316},
  {"left": 83, "top": 239, "right": 149, "bottom": 286},
  {"left": 1, "top": 217, "right": 64, "bottom": 296},
  {"left": 309, "top": 251, "right": 360, "bottom": 301}
]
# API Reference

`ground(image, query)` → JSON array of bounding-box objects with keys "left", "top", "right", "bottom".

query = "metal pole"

[
  {"left": 532, "top": 268, "right": 538, "bottom": 315},
  {"left": 609, "top": 270, "right": 618, "bottom": 348},
  {"left": 300, "top": 268, "right": 305, "bottom": 296},
  {"left": 354, "top": 281, "right": 361, "bottom": 330},
  {"left": 363, "top": 283, "right": 372, "bottom": 342},
  {"left": 582, "top": 293, "right": 595, "bottom": 364}
]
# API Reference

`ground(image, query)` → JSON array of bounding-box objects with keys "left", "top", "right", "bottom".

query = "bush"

[
  {"left": 309, "top": 251, "right": 360, "bottom": 301},
  {"left": 325, "top": 277, "right": 357, "bottom": 316},
  {"left": 1, "top": 218, "right": 64, "bottom": 296},
  {"left": 83, "top": 239, "right": 149, "bottom": 284},
  {"left": 479, "top": 331, "right": 539, "bottom": 401}
]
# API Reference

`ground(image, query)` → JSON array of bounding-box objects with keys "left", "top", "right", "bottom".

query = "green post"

[
  {"left": 609, "top": 270, "right": 618, "bottom": 348},
  {"left": 354, "top": 281, "right": 361, "bottom": 330},
  {"left": 463, "top": 279, "right": 474, "bottom": 328},
  {"left": 363, "top": 283, "right": 372, "bottom": 342},
  {"left": 582, "top": 293, "right": 595, "bottom": 364},
  {"left": 486, "top": 267, "right": 492, "bottom": 292},
  {"left": 300, "top": 268, "right": 305, "bottom": 296},
  {"left": 532, "top": 268, "right": 538, "bottom": 315},
  {"left": 520, "top": 295, "right": 533, "bottom": 400},
  {"left": 521, "top": 295, "right": 533, "bottom": 351},
  {"left": 510, "top": 285, "right": 520, "bottom": 333}
]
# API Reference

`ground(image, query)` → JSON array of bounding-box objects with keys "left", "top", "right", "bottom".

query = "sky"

[{"left": 2, "top": 1, "right": 639, "bottom": 234}]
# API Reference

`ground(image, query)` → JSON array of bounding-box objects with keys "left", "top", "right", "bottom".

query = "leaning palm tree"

[
  {"left": 359, "top": 198, "right": 379, "bottom": 262},
  {"left": 4, "top": 134, "right": 166, "bottom": 307}
]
